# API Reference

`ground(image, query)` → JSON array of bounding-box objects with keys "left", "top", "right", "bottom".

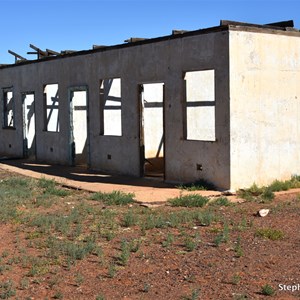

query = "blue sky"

[{"left": 0, "top": 0, "right": 299, "bottom": 64}]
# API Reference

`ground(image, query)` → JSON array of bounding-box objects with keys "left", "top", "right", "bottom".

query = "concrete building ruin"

[{"left": 0, "top": 20, "right": 300, "bottom": 190}]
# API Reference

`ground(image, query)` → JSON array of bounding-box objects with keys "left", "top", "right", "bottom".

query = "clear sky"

[{"left": 0, "top": 0, "right": 299, "bottom": 64}]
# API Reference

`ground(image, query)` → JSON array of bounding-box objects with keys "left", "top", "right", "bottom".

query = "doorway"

[
  {"left": 69, "top": 87, "right": 89, "bottom": 166},
  {"left": 22, "top": 92, "right": 36, "bottom": 159},
  {"left": 139, "top": 83, "right": 165, "bottom": 178}
]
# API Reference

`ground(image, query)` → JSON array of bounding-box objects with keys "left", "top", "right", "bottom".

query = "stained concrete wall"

[
  {"left": 0, "top": 29, "right": 230, "bottom": 189},
  {"left": 229, "top": 29, "right": 300, "bottom": 189}
]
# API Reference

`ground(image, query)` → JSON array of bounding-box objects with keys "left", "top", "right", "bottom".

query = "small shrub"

[
  {"left": 232, "top": 274, "right": 241, "bottom": 285},
  {"left": 234, "top": 236, "right": 244, "bottom": 258},
  {"left": 142, "top": 283, "right": 151, "bottom": 293},
  {"left": 182, "top": 287, "right": 200, "bottom": 300},
  {"left": 38, "top": 177, "right": 70, "bottom": 197},
  {"left": 214, "top": 223, "right": 230, "bottom": 246},
  {"left": 38, "top": 177, "right": 56, "bottom": 189},
  {"left": 255, "top": 228, "right": 284, "bottom": 241},
  {"left": 53, "top": 290, "right": 64, "bottom": 299},
  {"left": 19, "top": 277, "right": 30, "bottom": 290},
  {"left": 184, "top": 235, "right": 199, "bottom": 252},
  {"left": 122, "top": 210, "right": 138, "bottom": 227},
  {"left": 108, "top": 263, "right": 116, "bottom": 278},
  {"left": 162, "top": 233, "right": 174, "bottom": 248},
  {"left": 261, "top": 284, "right": 275, "bottom": 296},
  {"left": 260, "top": 187, "right": 275, "bottom": 202},
  {"left": 118, "top": 239, "right": 130, "bottom": 266},
  {"left": 209, "top": 197, "right": 232, "bottom": 207},
  {"left": 90, "top": 191, "right": 135, "bottom": 205},
  {"left": 129, "top": 239, "right": 141, "bottom": 253},
  {"left": 140, "top": 213, "right": 166, "bottom": 231},
  {"left": 169, "top": 194, "right": 209, "bottom": 208},
  {"left": 0, "top": 280, "right": 16, "bottom": 299}
]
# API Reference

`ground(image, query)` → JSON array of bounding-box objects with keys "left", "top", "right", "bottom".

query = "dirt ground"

[{"left": 0, "top": 168, "right": 299, "bottom": 300}]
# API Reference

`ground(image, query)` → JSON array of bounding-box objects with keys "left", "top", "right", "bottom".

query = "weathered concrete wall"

[
  {"left": 229, "top": 29, "right": 300, "bottom": 189},
  {"left": 0, "top": 30, "right": 230, "bottom": 188}
]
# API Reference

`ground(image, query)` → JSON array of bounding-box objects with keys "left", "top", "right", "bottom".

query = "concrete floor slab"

[{"left": 0, "top": 159, "right": 223, "bottom": 203}]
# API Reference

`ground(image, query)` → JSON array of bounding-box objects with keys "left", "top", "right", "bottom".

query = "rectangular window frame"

[
  {"left": 99, "top": 77, "right": 122, "bottom": 137},
  {"left": 43, "top": 83, "right": 60, "bottom": 132},
  {"left": 2, "top": 87, "right": 15, "bottom": 129},
  {"left": 183, "top": 69, "right": 216, "bottom": 142}
]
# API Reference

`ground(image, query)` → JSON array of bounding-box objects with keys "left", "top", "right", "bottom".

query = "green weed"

[
  {"left": 169, "top": 194, "right": 209, "bottom": 208},
  {"left": 209, "top": 197, "right": 232, "bottom": 207},
  {"left": 182, "top": 287, "right": 201, "bottom": 300},
  {"left": 118, "top": 239, "right": 130, "bottom": 266},
  {"left": 90, "top": 191, "right": 135, "bottom": 205},
  {"left": 162, "top": 233, "right": 174, "bottom": 248},
  {"left": 184, "top": 234, "right": 199, "bottom": 252},
  {"left": 232, "top": 274, "right": 241, "bottom": 285},
  {"left": 177, "top": 179, "right": 215, "bottom": 191},
  {"left": 255, "top": 228, "right": 284, "bottom": 241},
  {"left": 261, "top": 284, "right": 275, "bottom": 296},
  {"left": 214, "top": 223, "right": 230, "bottom": 246},
  {"left": 108, "top": 263, "right": 117, "bottom": 278},
  {"left": 234, "top": 236, "right": 244, "bottom": 258},
  {"left": 0, "top": 280, "right": 16, "bottom": 299},
  {"left": 122, "top": 209, "right": 138, "bottom": 227}
]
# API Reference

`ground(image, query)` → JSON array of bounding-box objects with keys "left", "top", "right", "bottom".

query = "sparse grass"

[
  {"left": 53, "top": 290, "right": 64, "bottom": 299},
  {"left": 261, "top": 284, "right": 275, "bottom": 296},
  {"left": 0, "top": 170, "right": 297, "bottom": 299},
  {"left": 255, "top": 228, "right": 284, "bottom": 241},
  {"left": 108, "top": 263, "right": 117, "bottom": 278},
  {"left": 238, "top": 176, "right": 300, "bottom": 203},
  {"left": 162, "top": 233, "right": 174, "bottom": 248},
  {"left": 90, "top": 191, "right": 135, "bottom": 205},
  {"left": 184, "top": 234, "right": 200, "bottom": 252},
  {"left": 0, "top": 280, "right": 16, "bottom": 299},
  {"left": 122, "top": 209, "right": 138, "bottom": 227},
  {"left": 118, "top": 239, "right": 131, "bottom": 266},
  {"left": 182, "top": 287, "right": 200, "bottom": 300},
  {"left": 168, "top": 194, "right": 209, "bottom": 207},
  {"left": 177, "top": 179, "right": 215, "bottom": 191},
  {"left": 209, "top": 197, "right": 232, "bottom": 207},
  {"left": 234, "top": 236, "right": 244, "bottom": 258},
  {"left": 214, "top": 223, "right": 230, "bottom": 246},
  {"left": 232, "top": 274, "right": 241, "bottom": 285},
  {"left": 38, "top": 177, "right": 70, "bottom": 197}
]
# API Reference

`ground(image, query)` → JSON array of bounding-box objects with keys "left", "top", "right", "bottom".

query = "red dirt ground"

[{"left": 0, "top": 168, "right": 299, "bottom": 299}]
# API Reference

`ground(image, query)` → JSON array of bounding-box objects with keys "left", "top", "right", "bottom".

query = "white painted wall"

[{"left": 230, "top": 30, "right": 300, "bottom": 189}]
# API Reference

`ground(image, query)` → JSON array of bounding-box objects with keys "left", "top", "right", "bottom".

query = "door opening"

[
  {"left": 69, "top": 87, "right": 89, "bottom": 166},
  {"left": 22, "top": 92, "right": 36, "bottom": 159},
  {"left": 139, "top": 83, "right": 165, "bottom": 178}
]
